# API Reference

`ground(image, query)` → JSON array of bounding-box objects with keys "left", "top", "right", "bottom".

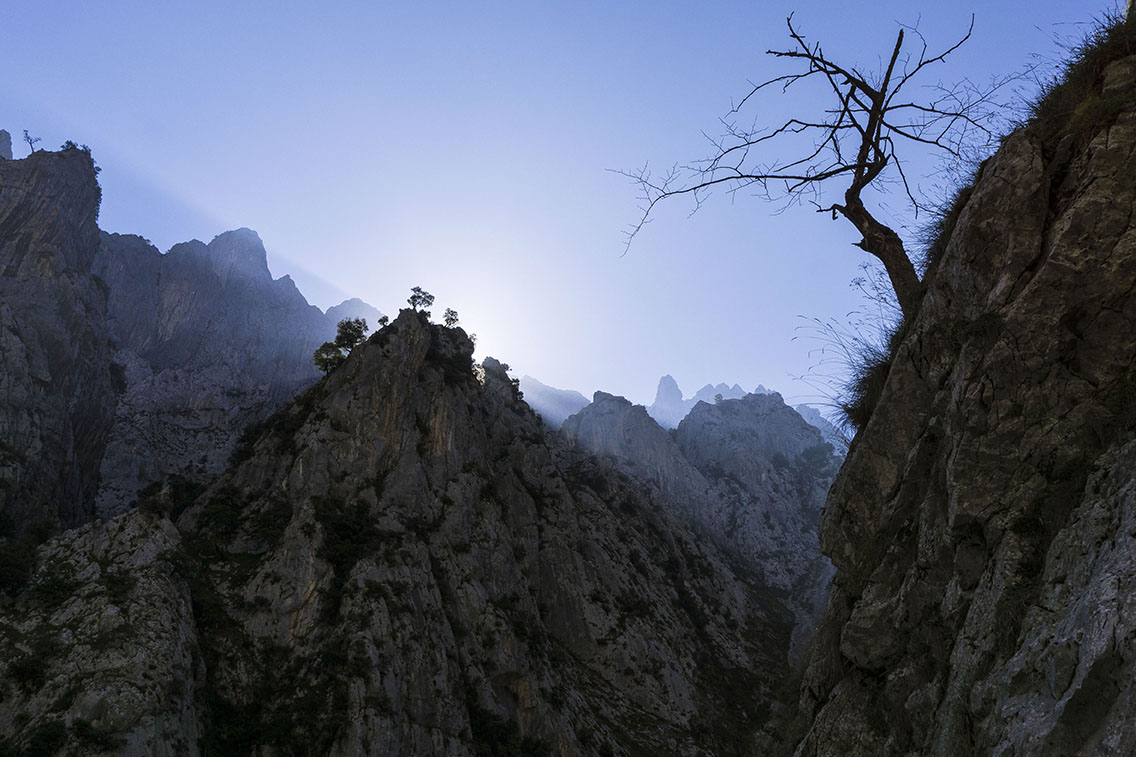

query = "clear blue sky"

[{"left": 1, "top": 1, "right": 1117, "bottom": 406}]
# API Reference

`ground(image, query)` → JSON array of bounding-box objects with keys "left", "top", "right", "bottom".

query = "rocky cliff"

[
  {"left": 0, "top": 147, "right": 116, "bottom": 533},
  {"left": 91, "top": 230, "right": 335, "bottom": 515},
  {"left": 791, "top": 49, "right": 1136, "bottom": 755},
  {"left": 91, "top": 230, "right": 383, "bottom": 516},
  {"left": 0, "top": 311, "right": 795, "bottom": 755},
  {"left": 562, "top": 391, "right": 837, "bottom": 659}
]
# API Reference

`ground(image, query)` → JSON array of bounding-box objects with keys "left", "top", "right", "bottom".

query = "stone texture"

[
  {"left": 792, "top": 60, "right": 1136, "bottom": 756},
  {"left": 562, "top": 390, "right": 837, "bottom": 659},
  {"left": 0, "top": 147, "right": 116, "bottom": 531},
  {"left": 0, "top": 131, "right": 11, "bottom": 160},
  {"left": 91, "top": 230, "right": 371, "bottom": 516},
  {"left": 0, "top": 510, "right": 203, "bottom": 756},
  {"left": 168, "top": 310, "right": 792, "bottom": 755}
]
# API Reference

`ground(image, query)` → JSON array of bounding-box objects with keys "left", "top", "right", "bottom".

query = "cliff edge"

[{"left": 792, "top": 46, "right": 1136, "bottom": 755}]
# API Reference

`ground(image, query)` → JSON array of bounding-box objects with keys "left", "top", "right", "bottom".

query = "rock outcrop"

[
  {"left": 0, "top": 130, "right": 12, "bottom": 161},
  {"left": 168, "top": 311, "right": 792, "bottom": 755},
  {"left": 0, "top": 510, "right": 203, "bottom": 756},
  {"left": 517, "top": 375, "right": 590, "bottom": 430},
  {"left": 563, "top": 390, "right": 837, "bottom": 658},
  {"left": 0, "top": 147, "right": 116, "bottom": 532},
  {"left": 91, "top": 231, "right": 376, "bottom": 516},
  {"left": 792, "top": 53, "right": 1136, "bottom": 755},
  {"left": 0, "top": 310, "right": 796, "bottom": 754}
]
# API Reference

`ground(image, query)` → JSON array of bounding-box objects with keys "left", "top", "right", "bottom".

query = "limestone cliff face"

[
  {"left": 676, "top": 395, "right": 837, "bottom": 636},
  {"left": 172, "top": 311, "right": 791, "bottom": 755},
  {"left": 91, "top": 230, "right": 351, "bottom": 516},
  {"left": 0, "top": 148, "right": 115, "bottom": 531},
  {"left": 562, "top": 391, "right": 837, "bottom": 659},
  {"left": 794, "top": 56, "right": 1136, "bottom": 755},
  {"left": 0, "top": 510, "right": 203, "bottom": 756}
]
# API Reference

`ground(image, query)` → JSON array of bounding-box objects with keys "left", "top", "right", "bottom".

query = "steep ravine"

[
  {"left": 791, "top": 54, "right": 1136, "bottom": 755},
  {"left": 561, "top": 391, "right": 837, "bottom": 660}
]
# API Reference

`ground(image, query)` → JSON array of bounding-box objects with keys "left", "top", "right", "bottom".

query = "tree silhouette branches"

[{"left": 622, "top": 14, "right": 1016, "bottom": 319}]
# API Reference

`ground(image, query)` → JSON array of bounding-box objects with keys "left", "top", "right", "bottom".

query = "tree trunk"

[{"left": 839, "top": 197, "right": 923, "bottom": 320}]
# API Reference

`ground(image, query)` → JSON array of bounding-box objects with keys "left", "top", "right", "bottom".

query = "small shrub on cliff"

[{"left": 313, "top": 317, "right": 368, "bottom": 373}]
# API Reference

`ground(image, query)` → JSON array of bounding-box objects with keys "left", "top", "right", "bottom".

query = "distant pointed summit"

[{"left": 647, "top": 376, "right": 746, "bottom": 428}]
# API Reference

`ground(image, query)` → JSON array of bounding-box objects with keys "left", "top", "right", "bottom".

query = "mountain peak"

[{"left": 205, "top": 227, "right": 270, "bottom": 284}]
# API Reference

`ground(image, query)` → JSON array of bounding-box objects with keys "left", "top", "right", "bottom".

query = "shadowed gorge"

[{"left": 0, "top": 7, "right": 1135, "bottom": 756}]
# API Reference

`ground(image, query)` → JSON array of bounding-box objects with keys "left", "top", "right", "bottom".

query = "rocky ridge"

[
  {"left": 562, "top": 390, "right": 837, "bottom": 658},
  {"left": 517, "top": 375, "right": 590, "bottom": 430},
  {"left": 647, "top": 375, "right": 747, "bottom": 430},
  {"left": 91, "top": 229, "right": 345, "bottom": 516},
  {"left": 0, "top": 310, "right": 795, "bottom": 755}
]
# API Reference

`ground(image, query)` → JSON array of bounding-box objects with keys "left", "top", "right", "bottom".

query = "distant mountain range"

[{"left": 521, "top": 373, "right": 844, "bottom": 449}]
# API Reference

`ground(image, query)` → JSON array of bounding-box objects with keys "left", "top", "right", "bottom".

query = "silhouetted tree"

[
  {"left": 313, "top": 343, "right": 344, "bottom": 374},
  {"left": 623, "top": 15, "right": 1013, "bottom": 319},
  {"left": 408, "top": 287, "right": 435, "bottom": 316},
  {"left": 22, "top": 130, "right": 40, "bottom": 153},
  {"left": 334, "top": 317, "right": 368, "bottom": 352},
  {"left": 313, "top": 317, "right": 369, "bottom": 373},
  {"left": 443, "top": 308, "right": 459, "bottom": 328},
  {"left": 377, "top": 315, "right": 390, "bottom": 327}
]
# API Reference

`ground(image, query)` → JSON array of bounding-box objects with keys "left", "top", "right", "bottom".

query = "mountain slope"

[
  {"left": 170, "top": 310, "right": 793, "bottom": 755},
  {"left": 518, "top": 375, "right": 590, "bottom": 430},
  {"left": 0, "top": 310, "right": 796, "bottom": 755},
  {"left": 562, "top": 391, "right": 837, "bottom": 658}
]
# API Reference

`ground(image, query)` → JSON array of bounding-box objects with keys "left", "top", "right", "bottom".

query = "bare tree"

[
  {"left": 623, "top": 14, "right": 1013, "bottom": 320},
  {"left": 22, "top": 130, "right": 41, "bottom": 153}
]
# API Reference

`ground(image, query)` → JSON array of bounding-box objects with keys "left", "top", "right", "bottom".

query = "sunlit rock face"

[
  {"left": 91, "top": 230, "right": 377, "bottom": 516},
  {"left": 0, "top": 147, "right": 116, "bottom": 531},
  {"left": 562, "top": 390, "right": 838, "bottom": 659},
  {"left": 793, "top": 58, "right": 1136, "bottom": 756},
  {"left": 517, "top": 375, "right": 589, "bottom": 430}
]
